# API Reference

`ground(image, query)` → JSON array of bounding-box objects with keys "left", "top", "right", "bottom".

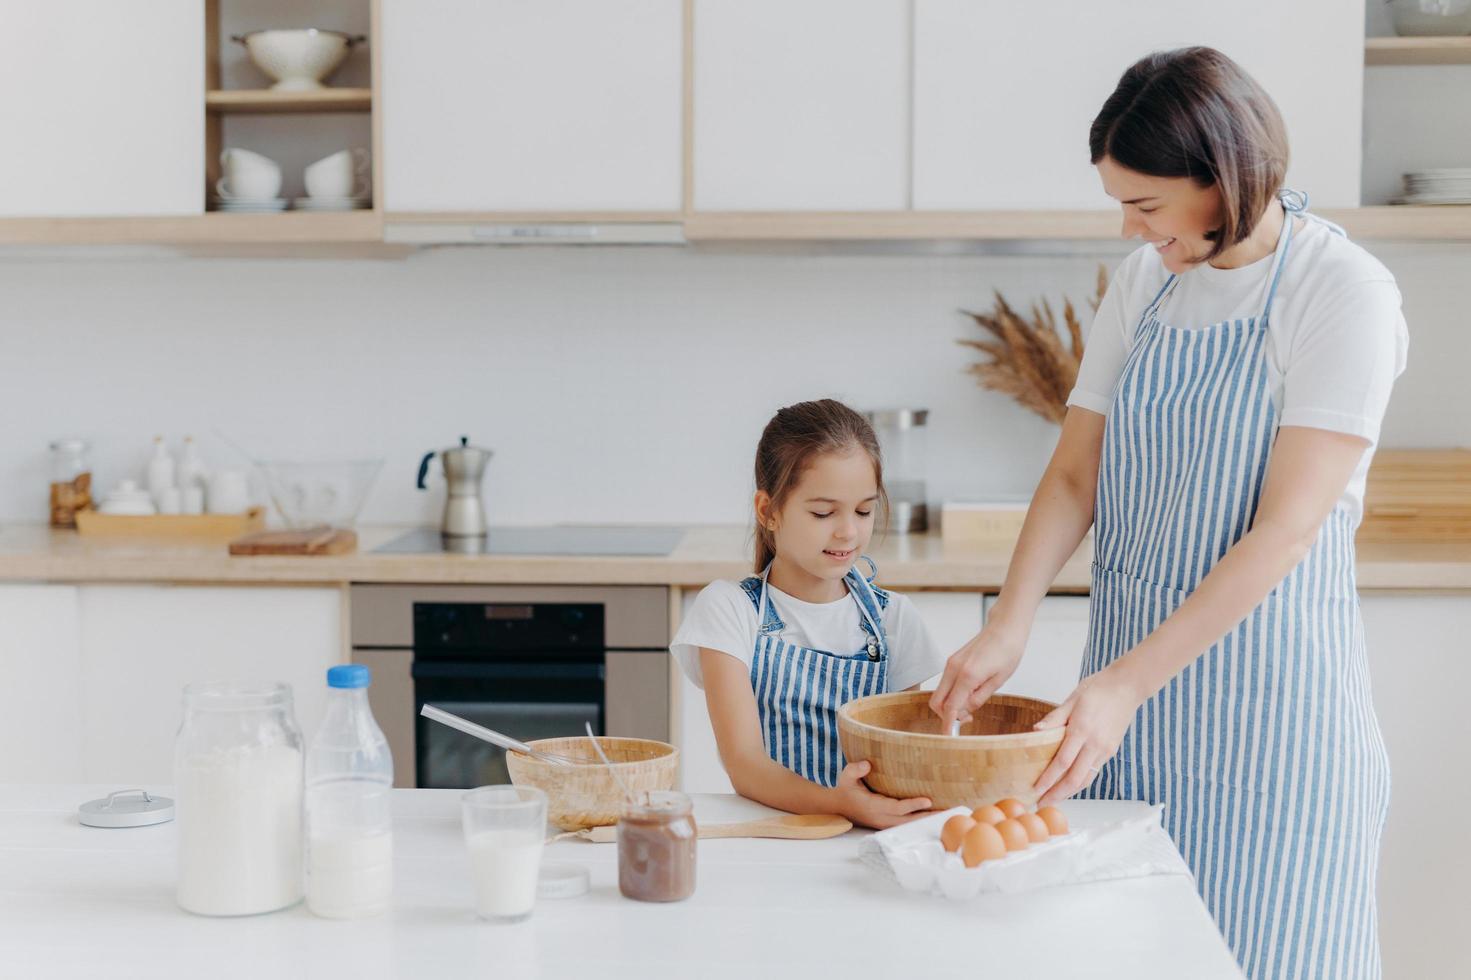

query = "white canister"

[
  {"left": 207, "top": 468, "right": 251, "bottom": 514},
  {"left": 174, "top": 681, "right": 304, "bottom": 916}
]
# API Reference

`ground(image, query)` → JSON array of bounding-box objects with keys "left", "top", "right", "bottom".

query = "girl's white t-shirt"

[
  {"left": 1067, "top": 217, "right": 1409, "bottom": 525},
  {"left": 671, "top": 578, "right": 945, "bottom": 692}
]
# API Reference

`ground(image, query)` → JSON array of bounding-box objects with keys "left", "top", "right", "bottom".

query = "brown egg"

[
  {"left": 970, "top": 804, "right": 1006, "bottom": 825},
  {"left": 995, "top": 817, "right": 1030, "bottom": 851},
  {"left": 995, "top": 798, "right": 1027, "bottom": 820},
  {"left": 940, "top": 814, "right": 977, "bottom": 853},
  {"left": 961, "top": 822, "right": 1008, "bottom": 868},
  {"left": 1016, "top": 812, "right": 1050, "bottom": 843},
  {"left": 1037, "top": 806, "right": 1070, "bottom": 837}
]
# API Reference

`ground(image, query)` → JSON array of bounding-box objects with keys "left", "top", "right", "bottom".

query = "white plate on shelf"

[
  {"left": 291, "top": 196, "right": 370, "bottom": 211},
  {"left": 212, "top": 197, "right": 290, "bottom": 212}
]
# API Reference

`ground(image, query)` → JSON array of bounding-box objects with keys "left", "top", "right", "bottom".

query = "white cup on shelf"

[
  {"left": 181, "top": 485, "right": 205, "bottom": 515},
  {"left": 303, "top": 148, "right": 369, "bottom": 199},
  {"left": 218, "top": 148, "right": 283, "bottom": 201},
  {"left": 216, "top": 172, "right": 282, "bottom": 202},
  {"left": 207, "top": 469, "right": 251, "bottom": 515}
]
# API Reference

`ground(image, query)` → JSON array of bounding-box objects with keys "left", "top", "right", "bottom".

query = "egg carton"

[{"left": 857, "top": 803, "right": 1188, "bottom": 900}]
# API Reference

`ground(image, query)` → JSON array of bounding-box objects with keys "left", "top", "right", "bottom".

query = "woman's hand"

[
  {"left": 831, "top": 760, "right": 931, "bottom": 829},
  {"left": 1032, "top": 664, "right": 1143, "bottom": 806},
  {"left": 928, "top": 621, "right": 1028, "bottom": 733}
]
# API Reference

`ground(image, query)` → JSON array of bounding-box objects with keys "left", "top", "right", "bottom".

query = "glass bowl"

[{"left": 257, "top": 458, "right": 383, "bottom": 528}]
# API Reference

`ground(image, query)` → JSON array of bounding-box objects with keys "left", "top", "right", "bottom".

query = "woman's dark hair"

[
  {"left": 1090, "top": 47, "right": 1288, "bottom": 261},
  {"left": 752, "top": 399, "right": 887, "bottom": 572}
]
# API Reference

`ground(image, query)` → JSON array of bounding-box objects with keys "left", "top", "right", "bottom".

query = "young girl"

[{"left": 671, "top": 399, "right": 945, "bottom": 829}]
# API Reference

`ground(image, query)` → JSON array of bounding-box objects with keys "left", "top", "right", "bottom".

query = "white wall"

[{"left": 1, "top": 242, "right": 1467, "bottom": 528}]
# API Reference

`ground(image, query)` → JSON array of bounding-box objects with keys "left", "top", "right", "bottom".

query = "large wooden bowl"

[
  {"left": 838, "top": 691, "right": 1063, "bottom": 809},
  {"left": 504, "top": 736, "right": 679, "bottom": 831}
]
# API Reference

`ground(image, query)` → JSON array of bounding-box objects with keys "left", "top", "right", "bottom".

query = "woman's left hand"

[{"left": 1031, "top": 665, "right": 1143, "bottom": 807}]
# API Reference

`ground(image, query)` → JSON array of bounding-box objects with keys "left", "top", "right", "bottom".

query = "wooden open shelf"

[
  {"left": 2, "top": 205, "right": 1468, "bottom": 247},
  {"left": 0, "top": 210, "right": 384, "bottom": 246},
  {"left": 683, "top": 207, "right": 1471, "bottom": 242},
  {"left": 1366, "top": 36, "right": 1471, "bottom": 65},
  {"left": 206, "top": 88, "right": 372, "bottom": 114}
]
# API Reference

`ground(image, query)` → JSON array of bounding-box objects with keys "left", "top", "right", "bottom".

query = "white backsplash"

[{"left": 1, "top": 242, "right": 1466, "bottom": 527}]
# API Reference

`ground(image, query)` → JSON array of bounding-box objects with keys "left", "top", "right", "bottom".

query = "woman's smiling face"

[{"left": 1097, "top": 155, "right": 1225, "bottom": 273}]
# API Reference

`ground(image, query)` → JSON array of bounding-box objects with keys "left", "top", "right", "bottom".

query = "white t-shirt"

[
  {"left": 1067, "top": 217, "right": 1409, "bottom": 525},
  {"left": 671, "top": 578, "right": 944, "bottom": 693}
]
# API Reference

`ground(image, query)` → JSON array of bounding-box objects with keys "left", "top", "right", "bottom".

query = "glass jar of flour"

[{"left": 175, "top": 681, "right": 304, "bottom": 916}]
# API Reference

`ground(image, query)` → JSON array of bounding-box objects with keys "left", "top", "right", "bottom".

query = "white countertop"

[{"left": 0, "top": 785, "right": 1244, "bottom": 980}]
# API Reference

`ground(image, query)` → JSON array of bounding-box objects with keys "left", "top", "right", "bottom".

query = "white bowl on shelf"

[{"left": 232, "top": 29, "right": 365, "bottom": 92}]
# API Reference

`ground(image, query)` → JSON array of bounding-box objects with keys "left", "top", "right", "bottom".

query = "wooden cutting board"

[
  {"left": 228, "top": 526, "right": 358, "bottom": 556},
  {"left": 1358, "top": 449, "right": 1471, "bottom": 543}
]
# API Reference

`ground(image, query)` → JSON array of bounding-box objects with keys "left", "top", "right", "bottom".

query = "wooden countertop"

[{"left": 1, "top": 524, "right": 1469, "bottom": 591}]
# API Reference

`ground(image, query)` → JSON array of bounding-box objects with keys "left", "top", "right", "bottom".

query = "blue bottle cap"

[{"left": 327, "top": 664, "right": 371, "bottom": 689}]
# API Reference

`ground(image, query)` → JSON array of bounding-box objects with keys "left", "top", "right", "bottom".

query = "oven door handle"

[{"left": 410, "top": 661, "right": 605, "bottom": 682}]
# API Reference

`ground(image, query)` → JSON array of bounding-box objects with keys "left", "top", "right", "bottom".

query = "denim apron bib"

[
  {"left": 739, "top": 558, "right": 891, "bottom": 787},
  {"left": 1079, "top": 192, "right": 1391, "bottom": 980}
]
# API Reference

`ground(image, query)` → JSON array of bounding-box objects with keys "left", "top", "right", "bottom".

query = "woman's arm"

[
  {"left": 1032, "top": 425, "right": 1370, "bottom": 805},
  {"left": 699, "top": 648, "right": 932, "bottom": 829},
  {"left": 929, "top": 407, "right": 1107, "bottom": 730}
]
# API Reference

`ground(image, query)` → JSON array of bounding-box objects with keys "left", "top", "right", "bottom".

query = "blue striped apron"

[
  {"left": 1079, "top": 192, "right": 1391, "bottom": 980},
  {"left": 741, "top": 559, "right": 890, "bottom": 787}
]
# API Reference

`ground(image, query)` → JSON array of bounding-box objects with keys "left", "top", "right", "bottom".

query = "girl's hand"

[
  {"left": 928, "top": 622, "right": 1028, "bottom": 732},
  {"left": 1031, "top": 665, "right": 1143, "bottom": 806},
  {"left": 832, "top": 760, "right": 931, "bottom": 830}
]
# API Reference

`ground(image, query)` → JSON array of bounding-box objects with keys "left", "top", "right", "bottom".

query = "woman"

[{"left": 930, "top": 48, "right": 1405, "bottom": 980}]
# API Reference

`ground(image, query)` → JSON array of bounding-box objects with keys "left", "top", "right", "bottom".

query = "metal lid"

[
  {"left": 865, "top": 408, "right": 929, "bottom": 429},
  {"left": 78, "top": 789, "right": 175, "bottom": 829},
  {"left": 537, "top": 862, "right": 590, "bottom": 899}
]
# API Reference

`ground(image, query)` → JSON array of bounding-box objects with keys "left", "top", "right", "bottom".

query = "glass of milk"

[{"left": 461, "top": 785, "right": 547, "bottom": 922}]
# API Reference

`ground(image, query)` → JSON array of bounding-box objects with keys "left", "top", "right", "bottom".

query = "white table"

[{"left": 0, "top": 786, "right": 1244, "bottom": 979}]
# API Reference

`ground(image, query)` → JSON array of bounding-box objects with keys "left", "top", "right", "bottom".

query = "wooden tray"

[{"left": 74, "top": 507, "right": 266, "bottom": 542}]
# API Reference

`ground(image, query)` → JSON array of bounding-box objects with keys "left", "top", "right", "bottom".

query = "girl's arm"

[
  {"left": 699, "top": 648, "right": 932, "bottom": 829},
  {"left": 1032, "top": 425, "right": 1370, "bottom": 805},
  {"left": 929, "top": 408, "right": 1107, "bottom": 729}
]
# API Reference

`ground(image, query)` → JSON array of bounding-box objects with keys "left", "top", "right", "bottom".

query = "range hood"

[{"left": 384, "top": 220, "right": 685, "bottom": 246}]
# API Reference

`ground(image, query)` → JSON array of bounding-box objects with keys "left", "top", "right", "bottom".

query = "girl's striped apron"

[
  {"left": 741, "top": 559, "right": 890, "bottom": 787},
  {"left": 1079, "top": 192, "right": 1391, "bottom": 980}
]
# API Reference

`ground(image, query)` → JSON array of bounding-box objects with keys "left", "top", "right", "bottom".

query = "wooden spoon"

[{"left": 557, "top": 813, "right": 852, "bottom": 844}]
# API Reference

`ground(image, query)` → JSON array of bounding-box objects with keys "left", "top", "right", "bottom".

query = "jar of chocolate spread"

[{"left": 617, "top": 790, "right": 696, "bottom": 902}]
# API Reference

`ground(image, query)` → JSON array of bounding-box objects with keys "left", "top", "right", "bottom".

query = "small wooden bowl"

[
  {"left": 504, "top": 736, "right": 679, "bottom": 831},
  {"left": 838, "top": 691, "right": 1063, "bottom": 809}
]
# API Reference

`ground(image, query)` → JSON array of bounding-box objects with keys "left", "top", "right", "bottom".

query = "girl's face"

[
  {"left": 1096, "top": 155, "right": 1225, "bottom": 274},
  {"left": 758, "top": 449, "right": 879, "bottom": 586}
]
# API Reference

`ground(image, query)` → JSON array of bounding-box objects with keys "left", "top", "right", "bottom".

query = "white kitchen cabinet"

[
  {"left": 1360, "top": 594, "right": 1471, "bottom": 980},
  {"left": 985, "top": 594, "right": 1089, "bottom": 704},
  {"left": 381, "top": 0, "right": 683, "bottom": 212},
  {"left": 77, "top": 585, "right": 343, "bottom": 784},
  {"left": 0, "top": 585, "right": 82, "bottom": 782},
  {"left": 0, "top": 1, "right": 203, "bottom": 218},
  {"left": 913, "top": 0, "right": 1363, "bottom": 210},
  {"left": 693, "top": 0, "right": 910, "bottom": 211}
]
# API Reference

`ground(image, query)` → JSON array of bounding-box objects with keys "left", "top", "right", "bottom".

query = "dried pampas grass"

[{"left": 959, "top": 264, "right": 1109, "bottom": 425}]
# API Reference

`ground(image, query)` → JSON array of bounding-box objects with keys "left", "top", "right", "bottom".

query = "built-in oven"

[{"left": 349, "top": 585, "right": 671, "bottom": 789}]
